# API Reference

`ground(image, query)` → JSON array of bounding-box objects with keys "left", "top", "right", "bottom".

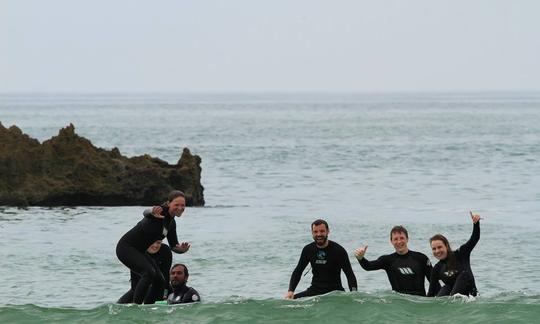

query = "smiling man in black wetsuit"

[
  {"left": 285, "top": 219, "right": 357, "bottom": 299},
  {"left": 354, "top": 226, "right": 436, "bottom": 296}
]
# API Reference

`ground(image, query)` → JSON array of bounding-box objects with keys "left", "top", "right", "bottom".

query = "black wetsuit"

[
  {"left": 116, "top": 204, "right": 182, "bottom": 304},
  {"left": 117, "top": 243, "right": 173, "bottom": 304},
  {"left": 289, "top": 240, "right": 358, "bottom": 298},
  {"left": 167, "top": 284, "right": 200, "bottom": 304},
  {"left": 358, "top": 250, "right": 435, "bottom": 296},
  {"left": 427, "top": 222, "right": 480, "bottom": 297}
]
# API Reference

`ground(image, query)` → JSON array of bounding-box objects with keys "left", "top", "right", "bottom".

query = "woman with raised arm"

[{"left": 427, "top": 212, "right": 481, "bottom": 297}]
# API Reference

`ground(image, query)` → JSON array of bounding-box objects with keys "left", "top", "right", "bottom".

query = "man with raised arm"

[{"left": 354, "top": 225, "right": 436, "bottom": 296}]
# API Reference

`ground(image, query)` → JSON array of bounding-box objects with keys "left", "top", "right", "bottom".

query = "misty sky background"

[{"left": 1, "top": 0, "right": 539, "bottom": 93}]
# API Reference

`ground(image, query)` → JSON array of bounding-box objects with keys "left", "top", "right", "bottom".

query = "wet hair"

[
  {"left": 171, "top": 263, "right": 189, "bottom": 277},
  {"left": 430, "top": 234, "right": 451, "bottom": 250},
  {"left": 311, "top": 219, "right": 329, "bottom": 230},
  {"left": 167, "top": 190, "right": 185, "bottom": 203},
  {"left": 430, "top": 234, "right": 456, "bottom": 270},
  {"left": 390, "top": 225, "right": 408, "bottom": 240}
]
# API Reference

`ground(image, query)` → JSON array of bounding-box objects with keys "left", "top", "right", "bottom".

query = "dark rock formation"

[{"left": 0, "top": 123, "right": 204, "bottom": 206}]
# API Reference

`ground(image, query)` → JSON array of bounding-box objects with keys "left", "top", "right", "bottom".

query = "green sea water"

[{"left": 1, "top": 293, "right": 538, "bottom": 324}]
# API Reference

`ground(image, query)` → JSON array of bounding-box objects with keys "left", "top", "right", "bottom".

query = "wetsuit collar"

[
  {"left": 315, "top": 239, "right": 330, "bottom": 249},
  {"left": 396, "top": 249, "right": 409, "bottom": 256},
  {"left": 172, "top": 282, "right": 188, "bottom": 293}
]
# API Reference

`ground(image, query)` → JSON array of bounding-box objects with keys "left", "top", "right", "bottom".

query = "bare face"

[
  {"left": 168, "top": 196, "right": 186, "bottom": 217},
  {"left": 391, "top": 232, "right": 409, "bottom": 255},
  {"left": 170, "top": 265, "right": 187, "bottom": 286},
  {"left": 147, "top": 240, "right": 162, "bottom": 254},
  {"left": 431, "top": 240, "right": 448, "bottom": 260},
  {"left": 311, "top": 223, "right": 329, "bottom": 247}
]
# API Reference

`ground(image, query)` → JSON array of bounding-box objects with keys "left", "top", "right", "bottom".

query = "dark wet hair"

[
  {"left": 171, "top": 263, "right": 189, "bottom": 277},
  {"left": 430, "top": 234, "right": 451, "bottom": 250},
  {"left": 311, "top": 219, "right": 329, "bottom": 230},
  {"left": 430, "top": 234, "right": 456, "bottom": 270},
  {"left": 390, "top": 225, "right": 408, "bottom": 240},
  {"left": 168, "top": 190, "right": 185, "bottom": 203}
]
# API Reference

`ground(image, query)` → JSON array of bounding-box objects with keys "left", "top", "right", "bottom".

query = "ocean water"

[{"left": 1, "top": 92, "right": 539, "bottom": 323}]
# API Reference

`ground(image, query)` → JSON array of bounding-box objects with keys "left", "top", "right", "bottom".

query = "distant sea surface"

[{"left": 1, "top": 93, "right": 539, "bottom": 323}]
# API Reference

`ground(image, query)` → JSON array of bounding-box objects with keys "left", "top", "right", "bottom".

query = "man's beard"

[
  {"left": 314, "top": 235, "right": 328, "bottom": 246},
  {"left": 171, "top": 279, "right": 186, "bottom": 288}
]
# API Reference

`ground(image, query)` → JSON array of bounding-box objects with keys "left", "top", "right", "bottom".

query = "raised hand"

[
  {"left": 175, "top": 241, "right": 191, "bottom": 253},
  {"left": 354, "top": 245, "right": 368, "bottom": 260},
  {"left": 470, "top": 211, "right": 481, "bottom": 224}
]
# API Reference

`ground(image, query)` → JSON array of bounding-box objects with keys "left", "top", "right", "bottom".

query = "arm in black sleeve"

[
  {"left": 288, "top": 246, "right": 310, "bottom": 292},
  {"left": 427, "top": 264, "right": 440, "bottom": 297},
  {"left": 459, "top": 221, "right": 480, "bottom": 256},
  {"left": 423, "top": 254, "right": 433, "bottom": 282},
  {"left": 167, "top": 218, "right": 182, "bottom": 253},
  {"left": 158, "top": 244, "right": 173, "bottom": 297},
  {"left": 423, "top": 255, "right": 440, "bottom": 293},
  {"left": 340, "top": 247, "right": 358, "bottom": 291},
  {"left": 358, "top": 255, "right": 386, "bottom": 271}
]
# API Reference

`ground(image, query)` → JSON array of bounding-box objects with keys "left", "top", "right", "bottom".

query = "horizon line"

[{"left": 1, "top": 89, "right": 540, "bottom": 96}]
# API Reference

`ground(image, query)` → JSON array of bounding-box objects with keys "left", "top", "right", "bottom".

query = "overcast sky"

[{"left": 1, "top": 0, "right": 539, "bottom": 93}]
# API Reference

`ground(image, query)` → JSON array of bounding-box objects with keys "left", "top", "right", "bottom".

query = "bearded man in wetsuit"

[
  {"left": 354, "top": 225, "right": 437, "bottom": 296},
  {"left": 167, "top": 263, "right": 200, "bottom": 304},
  {"left": 285, "top": 219, "right": 358, "bottom": 299}
]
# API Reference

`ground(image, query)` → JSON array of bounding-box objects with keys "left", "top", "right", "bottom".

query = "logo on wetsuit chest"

[
  {"left": 315, "top": 250, "right": 327, "bottom": 264},
  {"left": 443, "top": 270, "right": 458, "bottom": 277},
  {"left": 398, "top": 267, "right": 415, "bottom": 275}
]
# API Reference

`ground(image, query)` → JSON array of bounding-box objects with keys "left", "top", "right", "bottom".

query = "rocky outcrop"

[{"left": 0, "top": 123, "right": 204, "bottom": 206}]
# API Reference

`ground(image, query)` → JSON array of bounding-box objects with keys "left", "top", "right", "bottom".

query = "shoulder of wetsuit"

[
  {"left": 433, "top": 260, "right": 444, "bottom": 270},
  {"left": 329, "top": 240, "right": 345, "bottom": 251},
  {"left": 185, "top": 287, "right": 200, "bottom": 302},
  {"left": 409, "top": 250, "right": 427, "bottom": 260},
  {"left": 305, "top": 242, "right": 317, "bottom": 250}
]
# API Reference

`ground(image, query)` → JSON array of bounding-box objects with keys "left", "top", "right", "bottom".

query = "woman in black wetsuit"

[
  {"left": 427, "top": 212, "right": 481, "bottom": 297},
  {"left": 116, "top": 190, "right": 191, "bottom": 304}
]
